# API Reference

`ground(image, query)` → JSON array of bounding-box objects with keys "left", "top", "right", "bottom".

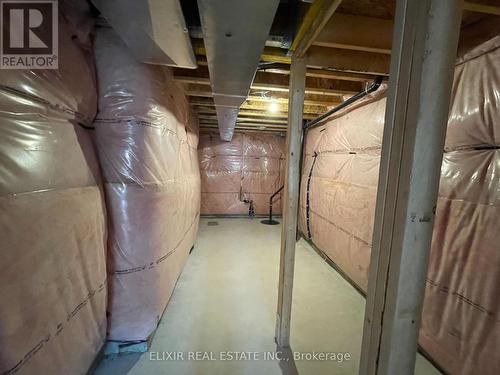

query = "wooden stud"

[
  {"left": 275, "top": 56, "right": 306, "bottom": 348},
  {"left": 360, "top": 0, "right": 462, "bottom": 374}
]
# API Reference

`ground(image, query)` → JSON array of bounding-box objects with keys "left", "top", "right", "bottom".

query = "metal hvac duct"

[
  {"left": 197, "top": 0, "right": 280, "bottom": 141},
  {"left": 92, "top": 0, "right": 197, "bottom": 68}
]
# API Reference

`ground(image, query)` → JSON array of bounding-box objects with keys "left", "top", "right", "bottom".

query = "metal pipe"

[
  {"left": 303, "top": 76, "right": 383, "bottom": 130},
  {"left": 305, "top": 152, "right": 318, "bottom": 239},
  {"left": 270, "top": 185, "right": 285, "bottom": 202},
  {"left": 261, "top": 185, "right": 284, "bottom": 225}
]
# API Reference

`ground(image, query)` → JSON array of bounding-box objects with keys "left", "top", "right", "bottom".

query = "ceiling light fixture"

[{"left": 268, "top": 99, "right": 279, "bottom": 113}]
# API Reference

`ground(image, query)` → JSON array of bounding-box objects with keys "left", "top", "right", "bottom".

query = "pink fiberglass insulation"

[
  {"left": 94, "top": 28, "right": 200, "bottom": 342},
  {"left": 0, "top": 15, "right": 107, "bottom": 375},
  {"left": 299, "top": 36, "right": 500, "bottom": 374},
  {"left": 419, "top": 35, "right": 500, "bottom": 375},
  {"left": 198, "top": 132, "right": 285, "bottom": 215}
]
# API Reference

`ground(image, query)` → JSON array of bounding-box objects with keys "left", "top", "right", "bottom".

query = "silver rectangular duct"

[
  {"left": 197, "top": 0, "right": 280, "bottom": 141},
  {"left": 92, "top": 0, "right": 197, "bottom": 68}
]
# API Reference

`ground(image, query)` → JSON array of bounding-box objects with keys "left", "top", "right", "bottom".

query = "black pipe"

[
  {"left": 305, "top": 152, "right": 318, "bottom": 239},
  {"left": 268, "top": 185, "right": 284, "bottom": 220},
  {"left": 261, "top": 185, "right": 284, "bottom": 225},
  {"left": 303, "top": 76, "right": 384, "bottom": 130}
]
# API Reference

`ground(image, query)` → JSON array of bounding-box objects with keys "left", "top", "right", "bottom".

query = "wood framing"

[
  {"left": 463, "top": 1, "right": 500, "bottom": 15},
  {"left": 189, "top": 97, "right": 328, "bottom": 115},
  {"left": 275, "top": 56, "right": 306, "bottom": 348},
  {"left": 290, "top": 0, "right": 343, "bottom": 57},
  {"left": 175, "top": 71, "right": 363, "bottom": 96},
  {"left": 261, "top": 67, "right": 380, "bottom": 82},
  {"left": 192, "top": 39, "right": 291, "bottom": 64},
  {"left": 360, "top": 0, "right": 462, "bottom": 374},
  {"left": 194, "top": 108, "right": 317, "bottom": 120},
  {"left": 186, "top": 90, "right": 339, "bottom": 107},
  {"left": 176, "top": 64, "right": 378, "bottom": 84},
  {"left": 313, "top": 13, "right": 393, "bottom": 54},
  {"left": 307, "top": 45, "right": 391, "bottom": 75}
]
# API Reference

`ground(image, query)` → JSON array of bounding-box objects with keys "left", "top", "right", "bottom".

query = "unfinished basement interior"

[{"left": 0, "top": 0, "right": 499, "bottom": 374}]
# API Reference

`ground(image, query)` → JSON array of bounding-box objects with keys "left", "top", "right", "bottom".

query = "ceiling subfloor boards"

[{"left": 182, "top": 0, "right": 500, "bottom": 135}]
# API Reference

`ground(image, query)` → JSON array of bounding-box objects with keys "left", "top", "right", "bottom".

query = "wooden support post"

[
  {"left": 275, "top": 56, "right": 306, "bottom": 348},
  {"left": 359, "top": 0, "right": 462, "bottom": 374}
]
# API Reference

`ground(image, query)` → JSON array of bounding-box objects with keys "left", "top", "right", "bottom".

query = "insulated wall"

[
  {"left": 94, "top": 28, "right": 200, "bottom": 342},
  {"left": 299, "top": 91, "right": 386, "bottom": 290},
  {"left": 419, "top": 36, "right": 500, "bottom": 375},
  {"left": 0, "top": 18, "right": 107, "bottom": 375},
  {"left": 198, "top": 132, "right": 285, "bottom": 215},
  {"left": 299, "top": 37, "right": 500, "bottom": 375}
]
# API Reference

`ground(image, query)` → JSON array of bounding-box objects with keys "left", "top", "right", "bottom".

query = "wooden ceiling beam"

[
  {"left": 255, "top": 71, "right": 363, "bottom": 94},
  {"left": 463, "top": 1, "right": 500, "bottom": 15},
  {"left": 313, "top": 13, "right": 393, "bottom": 54},
  {"left": 192, "top": 39, "right": 291, "bottom": 64},
  {"left": 195, "top": 107, "right": 317, "bottom": 120},
  {"left": 174, "top": 64, "right": 377, "bottom": 84},
  {"left": 306, "top": 45, "right": 390, "bottom": 75},
  {"left": 189, "top": 97, "right": 328, "bottom": 114},
  {"left": 199, "top": 115, "right": 288, "bottom": 124},
  {"left": 185, "top": 87, "right": 340, "bottom": 107},
  {"left": 190, "top": 45, "right": 391, "bottom": 77},
  {"left": 174, "top": 70, "right": 362, "bottom": 96},
  {"left": 199, "top": 125, "right": 286, "bottom": 134},
  {"left": 290, "top": 0, "right": 343, "bottom": 57},
  {"left": 199, "top": 121, "right": 287, "bottom": 129},
  {"left": 260, "top": 67, "right": 379, "bottom": 83}
]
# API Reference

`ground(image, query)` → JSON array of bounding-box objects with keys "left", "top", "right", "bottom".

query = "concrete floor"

[{"left": 94, "top": 218, "right": 440, "bottom": 375}]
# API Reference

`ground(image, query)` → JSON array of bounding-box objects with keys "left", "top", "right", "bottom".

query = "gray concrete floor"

[{"left": 94, "top": 218, "right": 440, "bottom": 375}]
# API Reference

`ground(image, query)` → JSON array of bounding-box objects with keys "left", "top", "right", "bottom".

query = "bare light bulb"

[{"left": 269, "top": 100, "right": 279, "bottom": 113}]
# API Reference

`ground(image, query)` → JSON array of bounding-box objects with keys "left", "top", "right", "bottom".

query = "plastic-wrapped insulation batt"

[
  {"left": 94, "top": 28, "right": 200, "bottom": 341},
  {"left": 299, "top": 89, "right": 386, "bottom": 290},
  {"left": 0, "top": 16, "right": 107, "bottom": 375},
  {"left": 419, "top": 35, "right": 500, "bottom": 375},
  {"left": 198, "top": 132, "right": 285, "bottom": 215},
  {"left": 299, "top": 35, "right": 500, "bottom": 375}
]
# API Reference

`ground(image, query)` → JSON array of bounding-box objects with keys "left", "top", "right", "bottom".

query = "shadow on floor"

[{"left": 94, "top": 353, "right": 143, "bottom": 374}]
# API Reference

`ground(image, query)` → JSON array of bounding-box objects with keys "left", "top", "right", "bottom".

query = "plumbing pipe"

[{"left": 303, "top": 76, "right": 384, "bottom": 130}]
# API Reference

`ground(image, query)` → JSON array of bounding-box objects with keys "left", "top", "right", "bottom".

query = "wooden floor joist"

[
  {"left": 186, "top": 90, "right": 340, "bottom": 108},
  {"left": 313, "top": 13, "right": 393, "bottom": 54},
  {"left": 199, "top": 122, "right": 287, "bottom": 130},
  {"left": 193, "top": 106, "right": 317, "bottom": 120},
  {"left": 289, "top": 0, "right": 343, "bottom": 57},
  {"left": 175, "top": 64, "right": 379, "bottom": 84},
  {"left": 189, "top": 98, "right": 328, "bottom": 115},
  {"left": 198, "top": 115, "right": 288, "bottom": 124},
  {"left": 199, "top": 125, "right": 286, "bottom": 134},
  {"left": 306, "top": 45, "right": 391, "bottom": 75},
  {"left": 195, "top": 107, "right": 318, "bottom": 119},
  {"left": 192, "top": 39, "right": 291, "bottom": 64},
  {"left": 174, "top": 73, "right": 362, "bottom": 97},
  {"left": 463, "top": 1, "right": 500, "bottom": 15},
  {"left": 260, "top": 67, "right": 380, "bottom": 83}
]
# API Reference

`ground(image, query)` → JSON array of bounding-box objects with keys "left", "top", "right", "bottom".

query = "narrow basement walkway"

[{"left": 95, "top": 218, "right": 440, "bottom": 375}]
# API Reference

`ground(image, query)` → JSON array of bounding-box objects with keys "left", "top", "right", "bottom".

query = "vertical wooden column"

[
  {"left": 275, "top": 55, "right": 306, "bottom": 348},
  {"left": 359, "top": 0, "right": 463, "bottom": 374}
]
